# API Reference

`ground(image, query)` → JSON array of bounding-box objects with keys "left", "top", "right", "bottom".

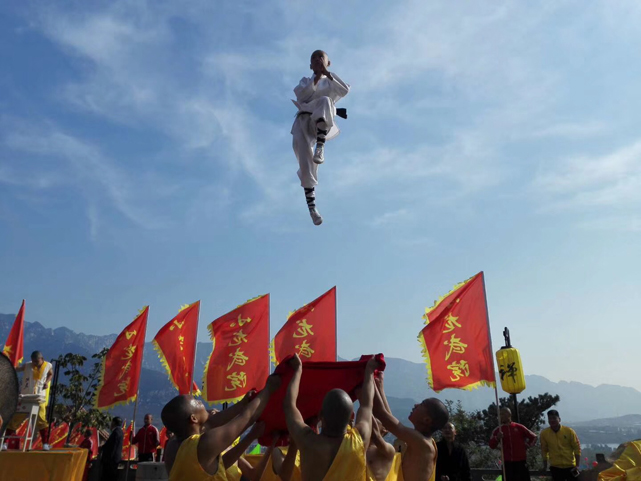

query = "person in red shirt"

[
  {"left": 78, "top": 429, "right": 94, "bottom": 481},
  {"left": 133, "top": 414, "right": 160, "bottom": 462},
  {"left": 489, "top": 408, "right": 538, "bottom": 481}
]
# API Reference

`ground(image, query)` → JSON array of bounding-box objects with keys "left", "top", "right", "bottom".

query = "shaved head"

[
  {"left": 321, "top": 389, "right": 353, "bottom": 435},
  {"left": 161, "top": 395, "right": 206, "bottom": 437},
  {"left": 423, "top": 398, "right": 449, "bottom": 432}
]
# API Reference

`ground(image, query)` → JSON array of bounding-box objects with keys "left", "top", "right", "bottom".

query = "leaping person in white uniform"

[{"left": 291, "top": 50, "right": 350, "bottom": 225}]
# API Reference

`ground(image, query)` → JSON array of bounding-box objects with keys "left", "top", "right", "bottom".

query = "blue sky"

[{"left": 1, "top": 1, "right": 640, "bottom": 391}]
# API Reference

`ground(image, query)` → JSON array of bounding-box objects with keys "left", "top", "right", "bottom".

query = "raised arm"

[
  {"left": 278, "top": 438, "right": 299, "bottom": 481},
  {"left": 200, "top": 375, "right": 280, "bottom": 459},
  {"left": 294, "top": 77, "right": 316, "bottom": 104},
  {"left": 205, "top": 390, "right": 255, "bottom": 429},
  {"left": 374, "top": 372, "right": 392, "bottom": 414},
  {"left": 238, "top": 435, "right": 278, "bottom": 481},
  {"left": 223, "top": 421, "right": 264, "bottom": 468},
  {"left": 327, "top": 72, "right": 350, "bottom": 99},
  {"left": 355, "top": 357, "right": 380, "bottom": 449},
  {"left": 373, "top": 383, "right": 429, "bottom": 448},
  {"left": 284, "top": 355, "right": 315, "bottom": 447}
]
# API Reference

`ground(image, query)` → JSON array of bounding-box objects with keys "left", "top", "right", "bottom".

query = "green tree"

[{"left": 52, "top": 348, "right": 112, "bottom": 433}]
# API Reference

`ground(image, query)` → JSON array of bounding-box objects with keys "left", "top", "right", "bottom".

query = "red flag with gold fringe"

[
  {"left": 122, "top": 421, "right": 135, "bottom": 460},
  {"left": 95, "top": 307, "right": 148, "bottom": 409},
  {"left": 3, "top": 300, "right": 25, "bottom": 367},
  {"left": 203, "top": 295, "right": 270, "bottom": 404},
  {"left": 418, "top": 272, "right": 496, "bottom": 393},
  {"left": 152, "top": 301, "right": 200, "bottom": 395},
  {"left": 271, "top": 287, "right": 336, "bottom": 364}
]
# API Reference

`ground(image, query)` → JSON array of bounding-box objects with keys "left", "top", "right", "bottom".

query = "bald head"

[
  {"left": 321, "top": 389, "right": 353, "bottom": 435},
  {"left": 423, "top": 398, "right": 449, "bottom": 432},
  {"left": 500, "top": 407, "right": 512, "bottom": 424},
  {"left": 161, "top": 395, "right": 206, "bottom": 437}
]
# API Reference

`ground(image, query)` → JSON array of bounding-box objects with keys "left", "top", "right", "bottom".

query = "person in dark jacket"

[
  {"left": 100, "top": 417, "right": 123, "bottom": 480},
  {"left": 436, "top": 422, "right": 471, "bottom": 481}
]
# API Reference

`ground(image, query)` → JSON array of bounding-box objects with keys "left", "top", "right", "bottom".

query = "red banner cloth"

[
  {"left": 418, "top": 272, "right": 496, "bottom": 392},
  {"left": 272, "top": 287, "right": 337, "bottom": 364},
  {"left": 203, "top": 295, "right": 270, "bottom": 404},
  {"left": 256, "top": 354, "right": 386, "bottom": 446},
  {"left": 152, "top": 301, "right": 200, "bottom": 395},
  {"left": 2, "top": 300, "right": 25, "bottom": 366},
  {"left": 95, "top": 307, "right": 149, "bottom": 409}
]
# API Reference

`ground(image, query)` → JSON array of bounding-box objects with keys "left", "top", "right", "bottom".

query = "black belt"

[{"left": 297, "top": 108, "right": 348, "bottom": 119}]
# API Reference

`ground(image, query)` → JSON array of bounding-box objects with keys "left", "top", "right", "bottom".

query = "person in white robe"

[{"left": 291, "top": 50, "right": 349, "bottom": 225}]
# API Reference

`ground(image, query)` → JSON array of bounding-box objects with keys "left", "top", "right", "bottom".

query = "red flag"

[
  {"left": 3, "top": 300, "right": 25, "bottom": 367},
  {"left": 152, "top": 301, "right": 200, "bottom": 395},
  {"left": 418, "top": 272, "right": 496, "bottom": 392},
  {"left": 271, "top": 287, "right": 337, "bottom": 364},
  {"left": 69, "top": 424, "right": 99, "bottom": 458},
  {"left": 122, "top": 421, "right": 135, "bottom": 460},
  {"left": 203, "top": 295, "right": 270, "bottom": 404},
  {"left": 95, "top": 307, "right": 149, "bottom": 409},
  {"left": 159, "top": 426, "right": 168, "bottom": 449},
  {"left": 33, "top": 422, "right": 70, "bottom": 450}
]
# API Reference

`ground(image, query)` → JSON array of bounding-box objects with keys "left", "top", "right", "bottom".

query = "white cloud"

[
  {"left": 369, "top": 209, "right": 413, "bottom": 227},
  {"left": 534, "top": 140, "right": 641, "bottom": 209},
  {"left": 1, "top": 120, "right": 170, "bottom": 233}
]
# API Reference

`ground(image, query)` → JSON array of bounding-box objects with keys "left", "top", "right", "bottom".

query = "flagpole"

[
  {"left": 125, "top": 390, "right": 140, "bottom": 479},
  {"left": 481, "top": 272, "right": 507, "bottom": 481},
  {"left": 189, "top": 303, "right": 200, "bottom": 396},
  {"left": 334, "top": 286, "right": 338, "bottom": 362}
]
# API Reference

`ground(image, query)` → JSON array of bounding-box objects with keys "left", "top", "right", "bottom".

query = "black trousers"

[
  {"left": 138, "top": 452, "right": 154, "bottom": 462},
  {"left": 505, "top": 461, "right": 531, "bottom": 481},
  {"left": 101, "top": 462, "right": 119, "bottom": 481},
  {"left": 550, "top": 467, "right": 577, "bottom": 481}
]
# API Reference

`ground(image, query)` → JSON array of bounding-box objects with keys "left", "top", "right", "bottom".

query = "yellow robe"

[
  {"left": 226, "top": 464, "right": 242, "bottom": 481},
  {"left": 322, "top": 426, "right": 367, "bottom": 480},
  {"left": 599, "top": 441, "right": 641, "bottom": 481},
  {"left": 170, "top": 434, "right": 228, "bottom": 481}
]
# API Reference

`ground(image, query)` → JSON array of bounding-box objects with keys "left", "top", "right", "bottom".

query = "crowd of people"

[
  {"left": 154, "top": 354, "right": 584, "bottom": 481},
  {"left": 0, "top": 351, "right": 590, "bottom": 481}
]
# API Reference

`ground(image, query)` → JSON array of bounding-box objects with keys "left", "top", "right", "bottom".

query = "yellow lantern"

[{"left": 496, "top": 347, "right": 526, "bottom": 394}]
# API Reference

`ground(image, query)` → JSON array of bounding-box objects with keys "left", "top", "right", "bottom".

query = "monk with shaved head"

[
  {"left": 374, "top": 372, "right": 449, "bottom": 481},
  {"left": 284, "top": 354, "right": 382, "bottom": 481},
  {"left": 161, "top": 374, "right": 280, "bottom": 481}
]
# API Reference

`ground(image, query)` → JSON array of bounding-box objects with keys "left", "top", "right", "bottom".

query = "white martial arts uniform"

[{"left": 291, "top": 73, "right": 350, "bottom": 188}]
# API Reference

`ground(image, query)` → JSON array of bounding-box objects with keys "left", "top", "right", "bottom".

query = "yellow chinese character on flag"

[
  {"left": 444, "top": 334, "right": 468, "bottom": 361},
  {"left": 442, "top": 314, "right": 462, "bottom": 333},
  {"left": 116, "top": 377, "right": 130, "bottom": 396},
  {"left": 169, "top": 320, "right": 184, "bottom": 331},
  {"left": 228, "top": 329, "right": 248, "bottom": 347},
  {"left": 118, "top": 360, "right": 132, "bottom": 380},
  {"left": 296, "top": 340, "right": 315, "bottom": 359},
  {"left": 293, "top": 319, "right": 314, "bottom": 338},
  {"left": 447, "top": 360, "right": 470, "bottom": 381},
  {"left": 121, "top": 345, "right": 136, "bottom": 360},
  {"left": 225, "top": 371, "right": 247, "bottom": 391},
  {"left": 227, "top": 348, "right": 249, "bottom": 371}
]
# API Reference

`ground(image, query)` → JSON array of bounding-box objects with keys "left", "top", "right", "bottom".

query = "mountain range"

[{"left": 2, "top": 314, "right": 640, "bottom": 426}]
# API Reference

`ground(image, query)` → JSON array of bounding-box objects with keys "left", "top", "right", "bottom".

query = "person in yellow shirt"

[
  {"left": 540, "top": 410, "right": 581, "bottom": 481},
  {"left": 161, "top": 374, "right": 281, "bottom": 481},
  {"left": 283, "top": 354, "right": 382, "bottom": 481}
]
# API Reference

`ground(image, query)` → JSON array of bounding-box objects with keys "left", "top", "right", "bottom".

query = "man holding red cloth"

[
  {"left": 133, "top": 414, "right": 160, "bottom": 462},
  {"left": 489, "top": 408, "right": 537, "bottom": 481}
]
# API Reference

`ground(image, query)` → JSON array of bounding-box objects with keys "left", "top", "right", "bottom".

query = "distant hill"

[
  {"left": 2, "top": 316, "right": 640, "bottom": 425},
  {"left": 570, "top": 414, "right": 641, "bottom": 428}
]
